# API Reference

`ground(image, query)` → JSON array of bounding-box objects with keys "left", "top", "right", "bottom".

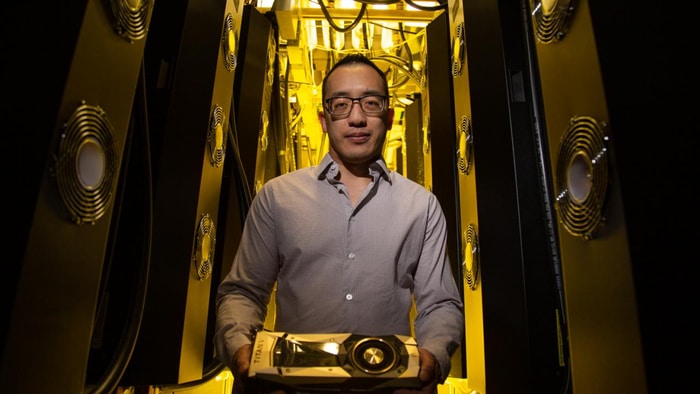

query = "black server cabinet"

[{"left": 2, "top": 1, "right": 153, "bottom": 392}]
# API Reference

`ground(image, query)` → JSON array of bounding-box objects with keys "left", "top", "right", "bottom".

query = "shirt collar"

[{"left": 315, "top": 153, "right": 392, "bottom": 184}]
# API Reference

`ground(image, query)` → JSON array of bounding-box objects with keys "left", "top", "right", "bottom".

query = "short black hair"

[{"left": 321, "top": 53, "right": 389, "bottom": 99}]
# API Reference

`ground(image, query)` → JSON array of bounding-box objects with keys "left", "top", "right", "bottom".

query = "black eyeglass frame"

[{"left": 323, "top": 95, "right": 389, "bottom": 118}]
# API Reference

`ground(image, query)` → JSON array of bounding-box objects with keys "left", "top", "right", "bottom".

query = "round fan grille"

[
  {"left": 350, "top": 338, "right": 398, "bottom": 375},
  {"left": 55, "top": 102, "right": 118, "bottom": 224},
  {"left": 208, "top": 105, "right": 226, "bottom": 167},
  {"left": 555, "top": 115, "right": 609, "bottom": 240},
  {"left": 457, "top": 115, "right": 473, "bottom": 175},
  {"left": 194, "top": 213, "right": 216, "bottom": 280},
  {"left": 109, "top": 0, "right": 152, "bottom": 42},
  {"left": 223, "top": 13, "right": 238, "bottom": 72},
  {"left": 462, "top": 224, "right": 480, "bottom": 290},
  {"left": 451, "top": 23, "right": 466, "bottom": 77},
  {"left": 530, "top": 0, "right": 574, "bottom": 44}
]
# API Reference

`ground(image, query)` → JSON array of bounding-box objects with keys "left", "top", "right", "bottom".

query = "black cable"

[
  {"left": 404, "top": 0, "right": 447, "bottom": 12},
  {"left": 87, "top": 58, "right": 154, "bottom": 394},
  {"left": 227, "top": 95, "right": 254, "bottom": 214},
  {"left": 317, "top": 0, "right": 367, "bottom": 32},
  {"left": 518, "top": 0, "right": 571, "bottom": 392},
  {"left": 372, "top": 54, "right": 422, "bottom": 85}
]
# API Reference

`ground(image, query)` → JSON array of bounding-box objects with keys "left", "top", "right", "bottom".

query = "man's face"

[{"left": 319, "top": 63, "right": 394, "bottom": 167}]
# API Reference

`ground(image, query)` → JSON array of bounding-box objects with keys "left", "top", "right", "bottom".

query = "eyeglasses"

[{"left": 324, "top": 95, "right": 388, "bottom": 118}]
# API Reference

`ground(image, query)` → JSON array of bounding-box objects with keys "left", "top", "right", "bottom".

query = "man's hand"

[
  {"left": 393, "top": 348, "right": 441, "bottom": 394},
  {"left": 231, "top": 344, "right": 252, "bottom": 394},
  {"left": 231, "top": 344, "right": 285, "bottom": 394}
]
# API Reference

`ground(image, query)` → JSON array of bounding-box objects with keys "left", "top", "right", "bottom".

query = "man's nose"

[{"left": 348, "top": 100, "right": 366, "bottom": 117}]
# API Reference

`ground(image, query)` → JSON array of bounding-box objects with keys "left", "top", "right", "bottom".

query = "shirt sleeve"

[
  {"left": 412, "top": 194, "right": 465, "bottom": 382},
  {"left": 214, "top": 186, "right": 279, "bottom": 370}
]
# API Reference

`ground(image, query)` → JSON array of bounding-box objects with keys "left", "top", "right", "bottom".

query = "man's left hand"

[{"left": 393, "top": 347, "right": 440, "bottom": 394}]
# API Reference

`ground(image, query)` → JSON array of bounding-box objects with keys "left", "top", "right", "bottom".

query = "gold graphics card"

[{"left": 249, "top": 332, "right": 421, "bottom": 391}]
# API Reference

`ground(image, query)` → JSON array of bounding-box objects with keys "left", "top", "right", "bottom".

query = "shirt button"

[
  {"left": 348, "top": 253, "right": 355, "bottom": 259},
  {"left": 345, "top": 294, "right": 353, "bottom": 300}
]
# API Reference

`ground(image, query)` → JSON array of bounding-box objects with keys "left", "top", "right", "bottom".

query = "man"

[{"left": 215, "top": 53, "right": 464, "bottom": 394}]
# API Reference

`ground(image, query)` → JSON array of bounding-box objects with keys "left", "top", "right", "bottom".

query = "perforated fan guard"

[
  {"left": 54, "top": 102, "right": 118, "bottom": 224},
  {"left": 555, "top": 115, "right": 609, "bottom": 240},
  {"left": 109, "top": 0, "right": 152, "bottom": 42},
  {"left": 223, "top": 12, "right": 239, "bottom": 72},
  {"left": 462, "top": 224, "right": 480, "bottom": 290},
  {"left": 530, "top": 0, "right": 574, "bottom": 44},
  {"left": 194, "top": 213, "right": 216, "bottom": 280},
  {"left": 456, "top": 115, "right": 473, "bottom": 176},
  {"left": 208, "top": 105, "right": 227, "bottom": 167}
]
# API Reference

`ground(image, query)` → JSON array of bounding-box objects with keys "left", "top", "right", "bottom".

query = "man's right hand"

[
  {"left": 231, "top": 344, "right": 252, "bottom": 394},
  {"left": 231, "top": 344, "right": 285, "bottom": 394}
]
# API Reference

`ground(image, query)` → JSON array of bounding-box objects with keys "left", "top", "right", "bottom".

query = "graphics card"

[{"left": 248, "top": 332, "right": 421, "bottom": 391}]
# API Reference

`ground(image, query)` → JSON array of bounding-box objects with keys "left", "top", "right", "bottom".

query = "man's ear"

[
  {"left": 385, "top": 108, "right": 395, "bottom": 129},
  {"left": 318, "top": 110, "right": 328, "bottom": 133}
]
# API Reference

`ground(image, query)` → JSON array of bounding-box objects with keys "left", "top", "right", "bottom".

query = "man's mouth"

[{"left": 347, "top": 133, "right": 370, "bottom": 143}]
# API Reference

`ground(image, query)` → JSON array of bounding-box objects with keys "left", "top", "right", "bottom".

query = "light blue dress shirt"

[{"left": 215, "top": 153, "right": 464, "bottom": 382}]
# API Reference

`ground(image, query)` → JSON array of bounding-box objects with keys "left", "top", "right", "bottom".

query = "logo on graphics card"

[{"left": 252, "top": 336, "right": 266, "bottom": 364}]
